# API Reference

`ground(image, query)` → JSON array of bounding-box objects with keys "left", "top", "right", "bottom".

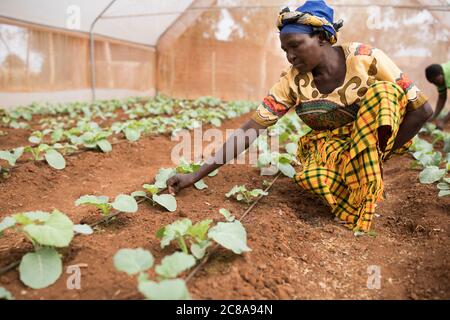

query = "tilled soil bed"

[{"left": 0, "top": 115, "right": 449, "bottom": 300}]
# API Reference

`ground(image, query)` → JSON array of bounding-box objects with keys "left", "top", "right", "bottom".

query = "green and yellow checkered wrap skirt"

[{"left": 294, "top": 82, "right": 410, "bottom": 232}]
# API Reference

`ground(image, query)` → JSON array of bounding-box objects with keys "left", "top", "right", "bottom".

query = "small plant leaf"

[
  {"left": 208, "top": 169, "right": 219, "bottom": 177},
  {"left": 277, "top": 162, "right": 296, "bottom": 178},
  {"left": 0, "top": 216, "right": 16, "bottom": 234},
  {"left": 138, "top": 279, "right": 190, "bottom": 300},
  {"left": 153, "top": 194, "right": 177, "bottom": 212},
  {"left": 419, "top": 166, "right": 446, "bottom": 184},
  {"left": 155, "top": 252, "right": 196, "bottom": 279},
  {"left": 22, "top": 210, "right": 74, "bottom": 247},
  {"left": 285, "top": 143, "right": 298, "bottom": 155},
  {"left": 0, "top": 286, "right": 13, "bottom": 300},
  {"left": 187, "top": 219, "right": 212, "bottom": 242},
  {"left": 208, "top": 220, "right": 251, "bottom": 254},
  {"left": 219, "top": 208, "right": 235, "bottom": 222},
  {"left": 97, "top": 140, "right": 112, "bottom": 153},
  {"left": 19, "top": 247, "right": 62, "bottom": 289},
  {"left": 44, "top": 149, "right": 66, "bottom": 170},
  {"left": 143, "top": 184, "right": 159, "bottom": 195},
  {"left": 194, "top": 179, "right": 208, "bottom": 190},
  {"left": 156, "top": 219, "right": 192, "bottom": 249},
  {"left": 131, "top": 191, "right": 147, "bottom": 198},
  {"left": 73, "top": 224, "right": 93, "bottom": 235},
  {"left": 154, "top": 168, "right": 176, "bottom": 189},
  {"left": 112, "top": 194, "right": 138, "bottom": 213},
  {"left": 113, "top": 248, "right": 154, "bottom": 275},
  {"left": 191, "top": 240, "right": 212, "bottom": 259}
]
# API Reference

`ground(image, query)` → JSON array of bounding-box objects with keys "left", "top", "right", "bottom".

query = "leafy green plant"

[
  {"left": 75, "top": 194, "right": 138, "bottom": 216},
  {"left": 437, "top": 178, "right": 450, "bottom": 197},
  {"left": 219, "top": 208, "right": 235, "bottom": 222},
  {"left": 156, "top": 214, "right": 251, "bottom": 258},
  {"left": 0, "top": 287, "right": 13, "bottom": 300},
  {"left": 193, "top": 96, "right": 222, "bottom": 108},
  {"left": 419, "top": 122, "right": 437, "bottom": 135},
  {"left": 24, "top": 144, "right": 66, "bottom": 170},
  {"left": 0, "top": 147, "right": 24, "bottom": 176},
  {"left": 208, "top": 220, "right": 252, "bottom": 254},
  {"left": 154, "top": 167, "right": 177, "bottom": 188},
  {"left": 269, "top": 111, "right": 309, "bottom": 143},
  {"left": 138, "top": 278, "right": 191, "bottom": 300},
  {"left": 154, "top": 252, "right": 196, "bottom": 279},
  {"left": 77, "top": 130, "right": 112, "bottom": 153},
  {"left": 111, "top": 121, "right": 147, "bottom": 142},
  {"left": 28, "top": 129, "right": 52, "bottom": 144},
  {"left": 226, "top": 185, "right": 268, "bottom": 204},
  {"left": 410, "top": 137, "right": 443, "bottom": 169},
  {"left": 175, "top": 158, "right": 208, "bottom": 190},
  {"left": 412, "top": 150, "right": 442, "bottom": 168},
  {"left": 410, "top": 132, "right": 450, "bottom": 198},
  {"left": 156, "top": 219, "right": 212, "bottom": 257},
  {"left": 176, "top": 158, "right": 202, "bottom": 174},
  {"left": 257, "top": 151, "right": 297, "bottom": 178},
  {"left": 0, "top": 210, "right": 91, "bottom": 289},
  {"left": 446, "top": 153, "right": 450, "bottom": 172},
  {"left": 149, "top": 162, "right": 210, "bottom": 192},
  {"left": 113, "top": 248, "right": 191, "bottom": 300},
  {"left": 132, "top": 184, "right": 177, "bottom": 212},
  {"left": 410, "top": 137, "right": 434, "bottom": 153},
  {"left": 419, "top": 166, "right": 446, "bottom": 184}
]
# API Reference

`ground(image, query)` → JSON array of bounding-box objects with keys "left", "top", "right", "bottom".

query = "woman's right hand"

[
  {"left": 166, "top": 119, "right": 265, "bottom": 195},
  {"left": 167, "top": 173, "right": 197, "bottom": 195}
]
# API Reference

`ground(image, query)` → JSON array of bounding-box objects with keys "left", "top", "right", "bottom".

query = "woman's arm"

[
  {"left": 391, "top": 102, "right": 433, "bottom": 152},
  {"left": 431, "top": 91, "right": 447, "bottom": 121},
  {"left": 167, "top": 119, "right": 267, "bottom": 195},
  {"left": 437, "top": 112, "right": 450, "bottom": 130}
]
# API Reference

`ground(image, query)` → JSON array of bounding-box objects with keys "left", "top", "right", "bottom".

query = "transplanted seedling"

[
  {"left": 156, "top": 218, "right": 213, "bottom": 258},
  {"left": 412, "top": 150, "right": 443, "bottom": 168},
  {"left": 66, "top": 122, "right": 112, "bottom": 153},
  {"left": 78, "top": 130, "right": 112, "bottom": 153},
  {"left": 113, "top": 248, "right": 191, "bottom": 300},
  {"left": 419, "top": 166, "right": 446, "bottom": 185},
  {"left": 111, "top": 121, "right": 147, "bottom": 142},
  {"left": 157, "top": 213, "right": 251, "bottom": 259},
  {"left": 151, "top": 163, "right": 211, "bottom": 193},
  {"left": 75, "top": 194, "right": 138, "bottom": 216},
  {"left": 410, "top": 138, "right": 443, "bottom": 169},
  {"left": 28, "top": 129, "right": 52, "bottom": 144},
  {"left": 257, "top": 151, "right": 297, "bottom": 178},
  {"left": 219, "top": 208, "right": 235, "bottom": 222},
  {"left": 226, "top": 185, "right": 268, "bottom": 204},
  {"left": 437, "top": 177, "right": 450, "bottom": 197},
  {"left": 132, "top": 184, "right": 177, "bottom": 212},
  {"left": 0, "top": 147, "right": 24, "bottom": 176},
  {"left": 175, "top": 158, "right": 209, "bottom": 190},
  {"left": 0, "top": 287, "right": 14, "bottom": 300},
  {"left": 24, "top": 144, "right": 66, "bottom": 170},
  {"left": 410, "top": 134, "right": 450, "bottom": 198},
  {"left": 0, "top": 210, "right": 91, "bottom": 289}
]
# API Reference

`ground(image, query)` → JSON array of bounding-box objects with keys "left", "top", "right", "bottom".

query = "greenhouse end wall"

[{"left": 0, "top": 18, "right": 156, "bottom": 108}]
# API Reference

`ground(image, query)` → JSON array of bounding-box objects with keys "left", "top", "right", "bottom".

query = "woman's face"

[{"left": 280, "top": 32, "right": 324, "bottom": 73}]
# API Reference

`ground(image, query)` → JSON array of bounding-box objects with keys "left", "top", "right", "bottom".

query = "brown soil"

[{"left": 0, "top": 115, "right": 449, "bottom": 300}]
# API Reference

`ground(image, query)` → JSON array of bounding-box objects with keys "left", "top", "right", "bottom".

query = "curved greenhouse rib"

[{"left": 89, "top": 0, "right": 117, "bottom": 101}]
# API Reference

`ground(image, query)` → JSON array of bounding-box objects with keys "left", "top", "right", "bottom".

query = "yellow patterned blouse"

[{"left": 252, "top": 42, "right": 428, "bottom": 130}]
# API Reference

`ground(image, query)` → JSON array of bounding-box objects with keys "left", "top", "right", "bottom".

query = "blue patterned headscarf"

[{"left": 278, "top": 0, "right": 342, "bottom": 44}]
